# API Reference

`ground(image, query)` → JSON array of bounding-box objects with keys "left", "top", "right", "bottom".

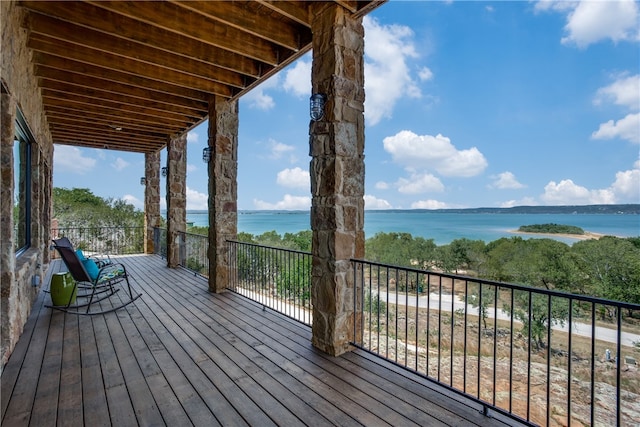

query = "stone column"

[
  {"left": 207, "top": 95, "right": 238, "bottom": 293},
  {"left": 144, "top": 151, "right": 161, "bottom": 254},
  {"left": 0, "top": 91, "right": 17, "bottom": 364},
  {"left": 165, "top": 134, "right": 187, "bottom": 268},
  {"left": 309, "top": 4, "right": 365, "bottom": 356}
]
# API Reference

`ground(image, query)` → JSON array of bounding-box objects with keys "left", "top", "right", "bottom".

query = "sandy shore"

[{"left": 508, "top": 229, "right": 606, "bottom": 240}]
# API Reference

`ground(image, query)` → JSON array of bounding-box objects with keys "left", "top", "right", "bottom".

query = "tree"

[
  {"left": 569, "top": 236, "right": 640, "bottom": 305},
  {"left": 435, "top": 238, "right": 486, "bottom": 274},
  {"left": 365, "top": 232, "right": 436, "bottom": 268},
  {"left": 485, "top": 237, "right": 571, "bottom": 349}
]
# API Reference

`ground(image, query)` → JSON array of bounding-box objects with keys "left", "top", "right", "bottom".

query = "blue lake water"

[{"left": 186, "top": 210, "right": 639, "bottom": 246}]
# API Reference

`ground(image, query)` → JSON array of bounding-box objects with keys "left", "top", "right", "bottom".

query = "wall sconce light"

[
  {"left": 140, "top": 177, "right": 146, "bottom": 186},
  {"left": 161, "top": 166, "right": 168, "bottom": 177},
  {"left": 202, "top": 146, "right": 212, "bottom": 163},
  {"left": 310, "top": 93, "right": 326, "bottom": 121}
]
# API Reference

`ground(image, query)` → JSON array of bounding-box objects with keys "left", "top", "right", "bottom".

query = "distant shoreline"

[{"left": 509, "top": 229, "right": 607, "bottom": 241}]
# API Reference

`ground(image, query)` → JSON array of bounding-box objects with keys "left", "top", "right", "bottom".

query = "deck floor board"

[{"left": 2, "top": 254, "right": 521, "bottom": 426}]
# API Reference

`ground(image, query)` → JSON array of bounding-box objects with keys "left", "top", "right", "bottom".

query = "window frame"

[{"left": 14, "top": 108, "right": 33, "bottom": 256}]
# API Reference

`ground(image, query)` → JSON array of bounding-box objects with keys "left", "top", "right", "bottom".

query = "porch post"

[
  {"left": 166, "top": 134, "right": 187, "bottom": 268},
  {"left": 207, "top": 95, "right": 238, "bottom": 293},
  {"left": 0, "top": 90, "right": 17, "bottom": 360},
  {"left": 309, "top": 4, "right": 365, "bottom": 356},
  {"left": 144, "top": 150, "right": 161, "bottom": 254}
]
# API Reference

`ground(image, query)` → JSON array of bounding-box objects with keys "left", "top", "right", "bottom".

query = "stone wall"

[
  {"left": 207, "top": 95, "right": 238, "bottom": 293},
  {"left": 144, "top": 151, "right": 161, "bottom": 254},
  {"left": 309, "top": 4, "right": 365, "bottom": 356},
  {"left": 166, "top": 134, "right": 187, "bottom": 268},
  {"left": 1, "top": 0, "right": 54, "bottom": 372}
]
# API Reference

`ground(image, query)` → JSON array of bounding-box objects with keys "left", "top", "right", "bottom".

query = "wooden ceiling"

[{"left": 19, "top": 0, "right": 383, "bottom": 153}]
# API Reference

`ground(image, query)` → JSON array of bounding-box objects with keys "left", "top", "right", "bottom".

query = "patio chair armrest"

[{"left": 88, "top": 253, "right": 112, "bottom": 267}]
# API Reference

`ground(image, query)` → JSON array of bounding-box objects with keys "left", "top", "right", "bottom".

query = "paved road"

[{"left": 377, "top": 290, "right": 640, "bottom": 348}]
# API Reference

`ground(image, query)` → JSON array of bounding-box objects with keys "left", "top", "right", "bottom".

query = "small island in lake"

[
  {"left": 518, "top": 223, "right": 584, "bottom": 235},
  {"left": 511, "top": 223, "right": 605, "bottom": 240}
]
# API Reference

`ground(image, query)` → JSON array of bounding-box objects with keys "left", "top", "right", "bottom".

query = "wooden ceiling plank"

[
  {"left": 34, "top": 61, "right": 210, "bottom": 105},
  {"left": 20, "top": 1, "right": 264, "bottom": 77},
  {"left": 29, "top": 36, "right": 235, "bottom": 96},
  {"left": 255, "top": 1, "right": 311, "bottom": 26},
  {"left": 46, "top": 105, "right": 184, "bottom": 135},
  {"left": 51, "top": 128, "right": 163, "bottom": 145},
  {"left": 25, "top": 11, "right": 249, "bottom": 90},
  {"left": 42, "top": 95, "right": 195, "bottom": 126},
  {"left": 45, "top": 110, "right": 182, "bottom": 135},
  {"left": 42, "top": 90, "right": 199, "bottom": 123},
  {"left": 170, "top": 0, "right": 310, "bottom": 50},
  {"left": 53, "top": 140, "right": 161, "bottom": 154},
  {"left": 88, "top": 0, "right": 283, "bottom": 65},
  {"left": 40, "top": 84, "right": 206, "bottom": 117},
  {"left": 48, "top": 116, "right": 169, "bottom": 138},
  {"left": 51, "top": 127, "right": 165, "bottom": 143},
  {"left": 47, "top": 112, "right": 180, "bottom": 136}
]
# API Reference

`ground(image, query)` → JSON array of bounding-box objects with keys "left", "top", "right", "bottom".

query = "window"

[{"left": 14, "top": 109, "right": 32, "bottom": 255}]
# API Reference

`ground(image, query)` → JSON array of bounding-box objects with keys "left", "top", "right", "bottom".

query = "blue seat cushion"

[
  {"left": 76, "top": 249, "right": 86, "bottom": 261},
  {"left": 81, "top": 258, "right": 99, "bottom": 281}
]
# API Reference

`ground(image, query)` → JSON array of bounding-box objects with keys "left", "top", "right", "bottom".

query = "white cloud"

[
  {"left": 244, "top": 74, "right": 279, "bottom": 110},
  {"left": 187, "top": 131, "right": 200, "bottom": 144},
  {"left": 186, "top": 186, "right": 209, "bottom": 210},
  {"left": 54, "top": 145, "right": 96, "bottom": 174},
  {"left": 592, "top": 74, "right": 640, "bottom": 144},
  {"left": 534, "top": 1, "right": 575, "bottom": 13},
  {"left": 500, "top": 197, "right": 538, "bottom": 208},
  {"left": 283, "top": 58, "right": 311, "bottom": 97},
  {"left": 364, "top": 16, "right": 422, "bottom": 125},
  {"left": 187, "top": 164, "right": 198, "bottom": 173},
  {"left": 610, "top": 167, "right": 640, "bottom": 200},
  {"left": 375, "top": 181, "right": 390, "bottom": 190},
  {"left": 591, "top": 113, "right": 640, "bottom": 144},
  {"left": 539, "top": 0, "right": 640, "bottom": 48},
  {"left": 418, "top": 67, "right": 434, "bottom": 82},
  {"left": 277, "top": 167, "right": 310, "bottom": 189},
  {"left": 364, "top": 195, "right": 393, "bottom": 209},
  {"left": 383, "top": 130, "right": 488, "bottom": 177},
  {"left": 122, "top": 194, "right": 143, "bottom": 210},
  {"left": 594, "top": 74, "right": 640, "bottom": 111},
  {"left": 489, "top": 171, "right": 526, "bottom": 189},
  {"left": 266, "top": 139, "right": 295, "bottom": 160},
  {"left": 253, "top": 194, "right": 311, "bottom": 210},
  {"left": 541, "top": 179, "right": 616, "bottom": 205},
  {"left": 410, "top": 199, "right": 449, "bottom": 209},
  {"left": 541, "top": 161, "right": 640, "bottom": 205},
  {"left": 111, "top": 157, "right": 129, "bottom": 171},
  {"left": 396, "top": 173, "right": 444, "bottom": 194}
]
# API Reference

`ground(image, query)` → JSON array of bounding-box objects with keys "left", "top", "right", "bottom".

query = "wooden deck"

[{"left": 2, "top": 255, "right": 522, "bottom": 426}]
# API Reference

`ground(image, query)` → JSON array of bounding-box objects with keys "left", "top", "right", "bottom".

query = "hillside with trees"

[
  {"left": 53, "top": 187, "right": 144, "bottom": 228},
  {"left": 53, "top": 187, "right": 146, "bottom": 253}
]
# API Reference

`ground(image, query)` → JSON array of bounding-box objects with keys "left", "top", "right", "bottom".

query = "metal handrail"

[
  {"left": 351, "top": 258, "right": 640, "bottom": 427},
  {"left": 51, "top": 226, "right": 144, "bottom": 255},
  {"left": 227, "top": 240, "right": 312, "bottom": 325}
]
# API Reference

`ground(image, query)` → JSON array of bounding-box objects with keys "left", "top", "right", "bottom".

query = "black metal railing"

[
  {"left": 351, "top": 258, "right": 640, "bottom": 427},
  {"left": 181, "top": 231, "right": 209, "bottom": 276},
  {"left": 227, "top": 240, "right": 312, "bottom": 325},
  {"left": 153, "top": 227, "right": 167, "bottom": 259},
  {"left": 52, "top": 227, "right": 144, "bottom": 255}
]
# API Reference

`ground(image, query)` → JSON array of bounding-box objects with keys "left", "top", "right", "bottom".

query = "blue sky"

[{"left": 53, "top": 0, "right": 640, "bottom": 211}]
